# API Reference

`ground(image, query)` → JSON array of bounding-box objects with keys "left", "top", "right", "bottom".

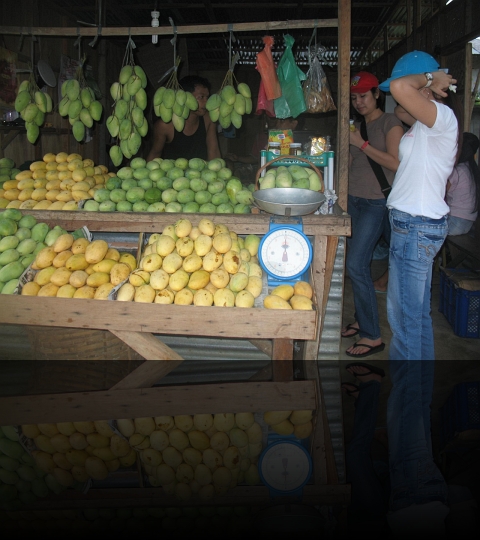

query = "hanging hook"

[
  {"left": 127, "top": 27, "right": 136, "bottom": 50},
  {"left": 89, "top": 24, "right": 102, "bottom": 48},
  {"left": 228, "top": 23, "right": 237, "bottom": 71},
  {"left": 169, "top": 17, "right": 177, "bottom": 69}
]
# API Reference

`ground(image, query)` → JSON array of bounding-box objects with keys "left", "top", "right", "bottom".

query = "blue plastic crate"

[
  {"left": 440, "top": 381, "right": 480, "bottom": 447},
  {"left": 438, "top": 269, "right": 480, "bottom": 338}
]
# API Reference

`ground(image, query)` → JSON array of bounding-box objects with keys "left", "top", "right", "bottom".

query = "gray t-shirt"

[{"left": 349, "top": 113, "right": 404, "bottom": 199}]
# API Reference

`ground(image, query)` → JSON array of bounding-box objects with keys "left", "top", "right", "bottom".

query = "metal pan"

[{"left": 253, "top": 188, "right": 326, "bottom": 216}]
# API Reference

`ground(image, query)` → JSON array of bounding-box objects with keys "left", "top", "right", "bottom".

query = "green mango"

[
  {"left": 22, "top": 102, "right": 39, "bottom": 122},
  {"left": 137, "top": 120, "right": 149, "bottom": 137},
  {"left": 34, "top": 90, "right": 48, "bottom": 113},
  {"left": 110, "top": 81, "right": 122, "bottom": 101},
  {"left": 20, "top": 254, "right": 35, "bottom": 268},
  {"left": 109, "top": 145, "right": 123, "bottom": 167},
  {"left": 0, "top": 235, "right": 19, "bottom": 253},
  {"left": 209, "top": 108, "right": 220, "bottom": 122},
  {"left": 126, "top": 74, "right": 142, "bottom": 96},
  {"left": 185, "top": 91, "right": 198, "bottom": 111},
  {"left": 66, "top": 79, "right": 80, "bottom": 101},
  {"left": 127, "top": 132, "right": 142, "bottom": 156},
  {"left": 309, "top": 172, "right": 323, "bottom": 191},
  {"left": 153, "top": 86, "right": 165, "bottom": 106},
  {"left": 245, "top": 97, "right": 253, "bottom": 114},
  {"left": 44, "top": 228, "right": 65, "bottom": 247},
  {"left": 219, "top": 114, "right": 231, "bottom": 129},
  {"left": 172, "top": 113, "right": 185, "bottom": 132},
  {"left": 89, "top": 100, "right": 103, "bottom": 121},
  {"left": 33, "top": 109, "right": 45, "bottom": 127},
  {"left": 106, "top": 115, "right": 120, "bottom": 138},
  {"left": 58, "top": 96, "right": 70, "bottom": 117},
  {"left": 221, "top": 85, "right": 236, "bottom": 106},
  {"left": 0, "top": 218, "right": 17, "bottom": 236},
  {"left": 119, "top": 118, "right": 132, "bottom": 140},
  {"left": 162, "top": 88, "right": 176, "bottom": 109},
  {"left": 134, "top": 87, "right": 147, "bottom": 111},
  {"left": 26, "top": 122, "right": 40, "bottom": 144},
  {"left": 120, "top": 139, "right": 132, "bottom": 160},
  {"left": 0, "top": 158, "right": 14, "bottom": 169},
  {"left": 80, "top": 87, "right": 92, "bottom": 108},
  {"left": 131, "top": 107, "right": 145, "bottom": 128},
  {"left": 72, "top": 120, "right": 85, "bottom": 142},
  {"left": 159, "top": 103, "right": 173, "bottom": 123},
  {"left": 3, "top": 208, "right": 22, "bottom": 221},
  {"left": 231, "top": 110, "right": 243, "bottom": 129},
  {"left": 17, "top": 238, "right": 37, "bottom": 256},
  {"left": 234, "top": 93, "right": 246, "bottom": 115},
  {"left": 68, "top": 98, "right": 82, "bottom": 119},
  {"left": 119, "top": 65, "right": 134, "bottom": 85},
  {"left": 206, "top": 93, "right": 221, "bottom": 111},
  {"left": 18, "top": 214, "right": 36, "bottom": 229},
  {"left": 134, "top": 65, "right": 147, "bottom": 88},
  {"left": 30, "top": 222, "right": 49, "bottom": 243},
  {"left": 237, "top": 82, "right": 251, "bottom": 98},
  {"left": 14, "top": 90, "right": 31, "bottom": 113},
  {"left": 175, "top": 89, "right": 186, "bottom": 106},
  {"left": 114, "top": 99, "right": 128, "bottom": 120},
  {"left": 80, "top": 108, "right": 93, "bottom": 128},
  {"left": 0, "top": 261, "right": 24, "bottom": 282},
  {"left": 18, "top": 80, "right": 31, "bottom": 93},
  {"left": 0, "top": 248, "right": 20, "bottom": 266},
  {"left": 44, "top": 92, "right": 53, "bottom": 113}
]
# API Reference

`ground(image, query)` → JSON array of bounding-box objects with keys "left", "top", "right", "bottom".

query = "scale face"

[
  {"left": 258, "top": 217, "right": 313, "bottom": 287},
  {"left": 259, "top": 439, "right": 312, "bottom": 497}
]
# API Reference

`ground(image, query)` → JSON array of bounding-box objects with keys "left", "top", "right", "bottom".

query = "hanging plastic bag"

[
  {"left": 303, "top": 46, "right": 336, "bottom": 113},
  {"left": 255, "top": 74, "right": 276, "bottom": 117},
  {"left": 274, "top": 34, "right": 306, "bottom": 119},
  {"left": 256, "top": 36, "right": 281, "bottom": 100}
]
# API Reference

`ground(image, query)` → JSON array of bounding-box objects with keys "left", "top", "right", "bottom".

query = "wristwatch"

[{"left": 423, "top": 72, "right": 433, "bottom": 88}]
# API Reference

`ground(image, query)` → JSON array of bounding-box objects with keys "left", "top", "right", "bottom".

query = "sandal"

[
  {"left": 341, "top": 382, "right": 360, "bottom": 397},
  {"left": 341, "top": 323, "right": 360, "bottom": 338},
  {"left": 345, "top": 360, "right": 386, "bottom": 377}
]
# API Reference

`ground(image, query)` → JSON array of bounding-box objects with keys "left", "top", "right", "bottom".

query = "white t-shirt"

[{"left": 387, "top": 101, "right": 458, "bottom": 219}]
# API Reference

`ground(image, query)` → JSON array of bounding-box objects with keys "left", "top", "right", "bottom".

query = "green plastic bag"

[{"left": 274, "top": 35, "right": 307, "bottom": 119}]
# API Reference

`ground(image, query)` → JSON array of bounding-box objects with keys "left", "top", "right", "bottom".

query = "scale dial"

[
  {"left": 259, "top": 226, "right": 312, "bottom": 281},
  {"left": 259, "top": 440, "right": 312, "bottom": 494}
]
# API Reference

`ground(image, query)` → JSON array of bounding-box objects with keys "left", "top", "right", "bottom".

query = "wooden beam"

[
  {"left": 108, "top": 330, "right": 184, "bottom": 361},
  {"left": 0, "top": 381, "right": 316, "bottom": 425},
  {"left": 248, "top": 339, "right": 273, "bottom": 359},
  {"left": 109, "top": 359, "right": 185, "bottom": 390},
  {"left": 271, "top": 357, "right": 294, "bottom": 380},
  {"left": 0, "top": 19, "right": 338, "bottom": 38},
  {"left": 271, "top": 341, "right": 294, "bottom": 364}
]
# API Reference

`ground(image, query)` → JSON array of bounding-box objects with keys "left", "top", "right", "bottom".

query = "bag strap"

[{"left": 360, "top": 119, "right": 391, "bottom": 198}]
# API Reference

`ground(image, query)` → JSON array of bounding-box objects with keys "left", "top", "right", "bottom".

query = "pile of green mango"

[
  {"left": 0, "top": 208, "right": 84, "bottom": 294},
  {"left": 83, "top": 156, "right": 254, "bottom": 214},
  {"left": 58, "top": 78, "right": 103, "bottom": 143},
  {"left": 107, "top": 64, "right": 149, "bottom": 166},
  {"left": 206, "top": 78, "right": 252, "bottom": 130},
  {"left": 258, "top": 164, "right": 323, "bottom": 191},
  {"left": 14, "top": 79, "right": 53, "bottom": 144}
]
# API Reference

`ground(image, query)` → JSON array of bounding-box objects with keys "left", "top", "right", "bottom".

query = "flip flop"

[
  {"left": 341, "top": 382, "right": 360, "bottom": 397},
  {"left": 345, "top": 358, "right": 385, "bottom": 379},
  {"left": 341, "top": 323, "right": 360, "bottom": 338}
]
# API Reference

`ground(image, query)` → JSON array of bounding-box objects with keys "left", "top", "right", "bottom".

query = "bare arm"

[
  {"left": 389, "top": 71, "right": 455, "bottom": 128},
  {"left": 350, "top": 124, "right": 404, "bottom": 172},
  {"left": 146, "top": 120, "right": 171, "bottom": 161},
  {"left": 204, "top": 116, "right": 221, "bottom": 160}
]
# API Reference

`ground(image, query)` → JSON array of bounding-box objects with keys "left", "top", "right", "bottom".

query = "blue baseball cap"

[{"left": 379, "top": 50, "right": 440, "bottom": 92}]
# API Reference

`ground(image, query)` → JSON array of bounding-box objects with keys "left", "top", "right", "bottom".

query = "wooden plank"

[
  {"left": 21, "top": 484, "right": 351, "bottom": 509},
  {"left": 272, "top": 358, "right": 294, "bottom": 381},
  {"left": 0, "top": 19, "right": 338, "bottom": 38},
  {"left": 0, "top": 381, "right": 316, "bottom": 425},
  {"left": 109, "top": 360, "right": 185, "bottom": 390},
  {"left": 5, "top": 211, "right": 351, "bottom": 237},
  {"left": 248, "top": 363, "right": 272, "bottom": 381},
  {"left": 272, "top": 340, "right": 294, "bottom": 363},
  {"left": 0, "top": 296, "right": 317, "bottom": 341},
  {"left": 248, "top": 339, "right": 273, "bottom": 358},
  {"left": 109, "top": 330, "right": 184, "bottom": 361}
]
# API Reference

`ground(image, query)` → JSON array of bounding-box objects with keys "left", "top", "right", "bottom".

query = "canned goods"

[
  {"left": 267, "top": 141, "right": 281, "bottom": 155},
  {"left": 289, "top": 143, "right": 302, "bottom": 156}
]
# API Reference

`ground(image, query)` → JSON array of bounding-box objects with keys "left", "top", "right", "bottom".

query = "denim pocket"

[
  {"left": 391, "top": 216, "right": 409, "bottom": 235},
  {"left": 417, "top": 231, "right": 446, "bottom": 263}
]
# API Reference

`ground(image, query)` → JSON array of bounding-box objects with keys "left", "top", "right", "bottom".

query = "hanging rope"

[{"left": 169, "top": 18, "right": 177, "bottom": 70}]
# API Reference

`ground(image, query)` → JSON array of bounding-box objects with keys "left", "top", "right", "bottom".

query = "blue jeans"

[
  {"left": 346, "top": 380, "right": 389, "bottom": 523},
  {"left": 387, "top": 209, "right": 447, "bottom": 360},
  {"left": 346, "top": 195, "right": 388, "bottom": 340},
  {"left": 447, "top": 215, "right": 474, "bottom": 236},
  {"left": 387, "top": 360, "right": 448, "bottom": 511}
]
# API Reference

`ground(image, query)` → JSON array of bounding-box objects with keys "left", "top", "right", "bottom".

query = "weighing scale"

[
  {"left": 258, "top": 433, "right": 313, "bottom": 500},
  {"left": 258, "top": 217, "right": 313, "bottom": 287}
]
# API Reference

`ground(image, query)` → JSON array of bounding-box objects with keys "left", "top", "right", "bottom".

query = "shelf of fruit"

[{"left": 0, "top": 153, "right": 255, "bottom": 214}]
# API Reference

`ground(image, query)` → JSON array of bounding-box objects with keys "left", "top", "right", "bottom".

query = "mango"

[
  {"left": 213, "top": 288, "right": 235, "bottom": 307},
  {"left": 271, "top": 284, "right": 295, "bottom": 301},
  {"left": 110, "top": 262, "right": 131, "bottom": 286},
  {"left": 49, "top": 267, "right": 73, "bottom": 287},
  {"left": 119, "top": 252, "right": 137, "bottom": 271},
  {"left": 57, "top": 284, "right": 76, "bottom": 298},
  {"left": 86, "top": 271, "right": 110, "bottom": 288},
  {"left": 229, "top": 272, "right": 248, "bottom": 293},
  {"left": 73, "top": 285, "right": 95, "bottom": 299},
  {"left": 65, "top": 254, "right": 89, "bottom": 271},
  {"left": 116, "top": 282, "right": 135, "bottom": 301},
  {"left": 235, "top": 289, "right": 255, "bottom": 308},
  {"left": 294, "top": 280, "right": 313, "bottom": 299},
  {"left": 0, "top": 261, "right": 24, "bottom": 282},
  {"left": 193, "top": 289, "right": 214, "bottom": 306},
  {"left": 52, "top": 250, "right": 73, "bottom": 268},
  {"left": 0, "top": 248, "right": 19, "bottom": 266},
  {"left": 263, "top": 295, "right": 292, "bottom": 310},
  {"left": 290, "top": 295, "right": 314, "bottom": 310},
  {"left": 34, "top": 265, "right": 56, "bottom": 286},
  {"left": 71, "top": 237, "right": 90, "bottom": 254},
  {"left": 0, "top": 235, "right": 19, "bottom": 253},
  {"left": 84, "top": 239, "right": 109, "bottom": 264},
  {"left": 21, "top": 281, "right": 40, "bottom": 296},
  {"left": 169, "top": 269, "right": 190, "bottom": 292},
  {"left": 94, "top": 282, "right": 114, "bottom": 299},
  {"left": 0, "top": 218, "right": 18, "bottom": 236},
  {"left": 174, "top": 288, "right": 193, "bottom": 305},
  {"left": 37, "top": 282, "right": 59, "bottom": 297}
]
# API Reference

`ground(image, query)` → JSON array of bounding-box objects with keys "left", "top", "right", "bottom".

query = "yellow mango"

[
  {"left": 35, "top": 246, "right": 57, "bottom": 269},
  {"left": 85, "top": 264, "right": 96, "bottom": 275},
  {"left": 67, "top": 152, "right": 83, "bottom": 163},
  {"left": 56, "top": 190, "right": 73, "bottom": 202},
  {"left": 71, "top": 238, "right": 90, "bottom": 255},
  {"left": 92, "top": 258, "right": 117, "bottom": 273},
  {"left": 33, "top": 170, "right": 48, "bottom": 181},
  {"left": 84, "top": 456, "right": 109, "bottom": 480},
  {"left": 46, "top": 189, "right": 61, "bottom": 201},
  {"left": 169, "top": 269, "right": 190, "bottom": 292},
  {"left": 223, "top": 250, "right": 241, "bottom": 274},
  {"left": 116, "top": 282, "right": 135, "bottom": 301},
  {"left": 193, "top": 289, "right": 214, "bottom": 306},
  {"left": 14, "top": 171, "right": 32, "bottom": 181},
  {"left": 43, "top": 152, "right": 57, "bottom": 163},
  {"left": 174, "top": 288, "right": 193, "bottom": 305},
  {"left": 73, "top": 285, "right": 95, "bottom": 299},
  {"left": 49, "top": 267, "right": 73, "bottom": 287},
  {"left": 30, "top": 160, "right": 47, "bottom": 171},
  {"left": 271, "top": 284, "right": 294, "bottom": 301},
  {"left": 86, "top": 271, "right": 110, "bottom": 288},
  {"left": 289, "top": 295, "right": 314, "bottom": 310},
  {"left": 37, "top": 282, "right": 59, "bottom": 297},
  {"left": 21, "top": 281, "right": 40, "bottom": 296},
  {"left": 245, "top": 275, "right": 263, "bottom": 298},
  {"left": 3, "top": 188, "right": 20, "bottom": 201},
  {"left": 33, "top": 200, "right": 52, "bottom": 210},
  {"left": 85, "top": 239, "right": 109, "bottom": 264},
  {"left": 17, "top": 178, "right": 35, "bottom": 190},
  {"left": 46, "top": 179, "right": 61, "bottom": 191},
  {"left": 94, "top": 282, "right": 114, "bottom": 299},
  {"left": 72, "top": 190, "right": 89, "bottom": 202},
  {"left": 119, "top": 252, "right": 137, "bottom": 272},
  {"left": 188, "top": 269, "right": 210, "bottom": 290},
  {"left": 3, "top": 179, "right": 19, "bottom": 190},
  {"left": 71, "top": 169, "right": 87, "bottom": 182},
  {"left": 293, "top": 281, "right": 313, "bottom": 299},
  {"left": 57, "top": 284, "right": 76, "bottom": 298},
  {"left": 65, "top": 254, "right": 89, "bottom": 271},
  {"left": 52, "top": 233, "right": 74, "bottom": 253},
  {"left": 110, "top": 262, "right": 131, "bottom": 286},
  {"left": 19, "top": 199, "right": 37, "bottom": 210},
  {"left": 62, "top": 201, "right": 79, "bottom": 211},
  {"left": 154, "top": 288, "right": 174, "bottom": 304},
  {"left": 17, "top": 188, "right": 33, "bottom": 201},
  {"left": 49, "top": 201, "right": 67, "bottom": 211},
  {"left": 134, "top": 284, "right": 156, "bottom": 303},
  {"left": 69, "top": 270, "right": 89, "bottom": 288},
  {"left": 45, "top": 161, "right": 59, "bottom": 171},
  {"left": 33, "top": 178, "right": 48, "bottom": 189},
  {"left": 263, "top": 295, "right": 292, "bottom": 310}
]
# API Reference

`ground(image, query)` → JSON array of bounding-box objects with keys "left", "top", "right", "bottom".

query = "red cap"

[{"left": 350, "top": 72, "right": 379, "bottom": 93}]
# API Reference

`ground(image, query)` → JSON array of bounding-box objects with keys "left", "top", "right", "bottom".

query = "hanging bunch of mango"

[
  {"left": 14, "top": 68, "right": 53, "bottom": 144},
  {"left": 107, "top": 37, "right": 149, "bottom": 167},
  {"left": 152, "top": 56, "right": 199, "bottom": 132},
  {"left": 58, "top": 55, "right": 103, "bottom": 143},
  {"left": 206, "top": 31, "right": 252, "bottom": 130}
]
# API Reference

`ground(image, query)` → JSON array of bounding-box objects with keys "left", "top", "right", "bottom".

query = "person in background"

[
  {"left": 378, "top": 50, "right": 462, "bottom": 537},
  {"left": 146, "top": 75, "right": 221, "bottom": 162},
  {"left": 446, "top": 131, "right": 479, "bottom": 236},
  {"left": 342, "top": 71, "right": 404, "bottom": 358}
]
